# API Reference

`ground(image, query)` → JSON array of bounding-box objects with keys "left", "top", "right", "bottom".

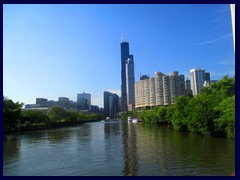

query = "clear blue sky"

[{"left": 3, "top": 4, "right": 235, "bottom": 108}]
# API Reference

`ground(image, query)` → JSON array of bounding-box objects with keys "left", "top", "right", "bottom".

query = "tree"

[
  {"left": 171, "top": 96, "right": 191, "bottom": 131},
  {"left": 48, "top": 107, "right": 68, "bottom": 122},
  {"left": 3, "top": 96, "right": 23, "bottom": 130},
  {"left": 165, "top": 105, "right": 175, "bottom": 125},
  {"left": 154, "top": 106, "right": 167, "bottom": 123},
  {"left": 185, "top": 94, "right": 219, "bottom": 135},
  {"left": 204, "top": 75, "right": 235, "bottom": 99},
  {"left": 213, "top": 96, "right": 235, "bottom": 138},
  {"left": 20, "top": 110, "right": 50, "bottom": 125}
]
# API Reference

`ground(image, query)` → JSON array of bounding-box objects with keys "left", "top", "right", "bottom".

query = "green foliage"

[
  {"left": 48, "top": 107, "right": 69, "bottom": 122},
  {"left": 20, "top": 110, "right": 50, "bottom": 124},
  {"left": 3, "top": 96, "right": 23, "bottom": 130},
  {"left": 201, "top": 75, "right": 235, "bottom": 98},
  {"left": 213, "top": 95, "right": 235, "bottom": 138},
  {"left": 48, "top": 107, "right": 104, "bottom": 122},
  {"left": 185, "top": 94, "right": 219, "bottom": 134},
  {"left": 171, "top": 96, "right": 191, "bottom": 131},
  {"left": 154, "top": 106, "right": 167, "bottom": 123},
  {"left": 165, "top": 105, "right": 175, "bottom": 124}
]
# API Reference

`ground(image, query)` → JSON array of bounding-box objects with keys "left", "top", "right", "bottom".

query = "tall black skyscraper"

[
  {"left": 121, "top": 42, "right": 129, "bottom": 112},
  {"left": 121, "top": 40, "right": 135, "bottom": 112}
]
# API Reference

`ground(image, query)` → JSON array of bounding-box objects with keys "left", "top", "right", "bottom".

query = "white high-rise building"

[
  {"left": 155, "top": 72, "right": 164, "bottom": 106},
  {"left": 162, "top": 75, "right": 171, "bottom": 106},
  {"left": 149, "top": 77, "right": 156, "bottom": 107},
  {"left": 190, "top": 68, "right": 206, "bottom": 96},
  {"left": 143, "top": 78, "right": 150, "bottom": 107}
]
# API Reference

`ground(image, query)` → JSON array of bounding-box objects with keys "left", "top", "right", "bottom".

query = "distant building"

[
  {"left": 24, "top": 104, "right": 41, "bottom": 108},
  {"left": 190, "top": 68, "right": 210, "bottom": 95},
  {"left": 91, "top": 105, "right": 99, "bottom": 113},
  {"left": 205, "top": 72, "right": 210, "bottom": 81},
  {"left": 99, "top": 108, "right": 104, "bottom": 114},
  {"left": 185, "top": 79, "right": 193, "bottom": 96},
  {"left": 36, "top": 98, "right": 48, "bottom": 107},
  {"left": 77, "top": 92, "right": 91, "bottom": 111},
  {"left": 22, "top": 107, "right": 48, "bottom": 112},
  {"left": 185, "top": 79, "right": 191, "bottom": 90},
  {"left": 104, "top": 91, "right": 119, "bottom": 117},
  {"left": 140, "top": 75, "right": 149, "bottom": 80},
  {"left": 48, "top": 100, "right": 58, "bottom": 107},
  {"left": 169, "top": 71, "right": 179, "bottom": 104},
  {"left": 203, "top": 79, "right": 218, "bottom": 87},
  {"left": 58, "top": 97, "right": 70, "bottom": 109},
  {"left": 178, "top": 75, "right": 185, "bottom": 96}
]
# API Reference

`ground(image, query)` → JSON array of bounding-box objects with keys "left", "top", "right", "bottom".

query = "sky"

[{"left": 3, "top": 4, "right": 235, "bottom": 108}]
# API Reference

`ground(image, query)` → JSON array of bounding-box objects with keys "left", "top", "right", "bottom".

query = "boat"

[
  {"left": 132, "top": 118, "right": 139, "bottom": 123},
  {"left": 106, "top": 117, "right": 110, "bottom": 120},
  {"left": 128, "top": 116, "right": 132, "bottom": 122},
  {"left": 128, "top": 116, "right": 140, "bottom": 123}
]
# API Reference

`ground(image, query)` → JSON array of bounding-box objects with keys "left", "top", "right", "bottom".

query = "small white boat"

[
  {"left": 106, "top": 117, "right": 110, "bottom": 120},
  {"left": 132, "top": 118, "right": 139, "bottom": 123},
  {"left": 128, "top": 116, "right": 140, "bottom": 123},
  {"left": 128, "top": 116, "right": 132, "bottom": 122}
]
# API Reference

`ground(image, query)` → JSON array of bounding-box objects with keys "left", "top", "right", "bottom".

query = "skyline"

[{"left": 3, "top": 4, "right": 235, "bottom": 108}]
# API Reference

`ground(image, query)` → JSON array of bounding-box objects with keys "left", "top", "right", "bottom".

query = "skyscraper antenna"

[
  {"left": 126, "top": 33, "right": 128, "bottom": 42},
  {"left": 121, "top": 32, "right": 123, "bottom": 43}
]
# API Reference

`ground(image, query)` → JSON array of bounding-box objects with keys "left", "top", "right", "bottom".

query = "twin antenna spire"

[{"left": 121, "top": 32, "right": 128, "bottom": 43}]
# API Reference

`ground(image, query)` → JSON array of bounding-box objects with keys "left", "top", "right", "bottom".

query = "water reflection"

[
  {"left": 135, "top": 124, "right": 177, "bottom": 175},
  {"left": 46, "top": 128, "right": 71, "bottom": 144},
  {"left": 104, "top": 120, "right": 121, "bottom": 137},
  {"left": 171, "top": 131, "right": 235, "bottom": 175},
  {"left": 121, "top": 121, "right": 139, "bottom": 176},
  {"left": 3, "top": 135, "right": 21, "bottom": 164}
]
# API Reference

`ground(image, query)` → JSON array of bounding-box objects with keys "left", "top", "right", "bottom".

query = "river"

[{"left": 3, "top": 119, "right": 235, "bottom": 176}]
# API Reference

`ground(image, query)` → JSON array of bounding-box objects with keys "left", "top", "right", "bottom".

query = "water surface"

[{"left": 3, "top": 120, "right": 235, "bottom": 176}]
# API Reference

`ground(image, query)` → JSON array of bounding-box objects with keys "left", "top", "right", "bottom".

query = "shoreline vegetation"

[
  {"left": 121, "top": 75, "right": 235, "bottom": 138},
  {"left": 3, "top": 102, "right": 104, "bottom": 134},
  {"left": 4, "top": 75, "right": 234, "bottom": 138}
]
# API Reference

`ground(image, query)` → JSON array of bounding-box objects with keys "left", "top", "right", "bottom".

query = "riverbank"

[{"left": 4, "top": 119, "right": 102, "bottom": 134}]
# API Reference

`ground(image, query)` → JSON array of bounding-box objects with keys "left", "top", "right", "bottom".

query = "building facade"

[
  {"left": 104, "top": 91, "right": 119, "bottom": 117},
  {"left": 190, "top": 68, "right": 209, "bottom": 96},
  {"left": 185, "top": 79, "right": 193, "bottom": 96},
  {"left": 120, "top": 40, "right": 135, "bottom": 112},
  {"left": 36, "top": 98, "right": 48, "bottom": 107},
  {"left": 77, "top": 92, "right": 91, "bottom": 111},
  {"left": 58, "top": 97, "right": 70, "bottom": 109},
  {"left": 155, "top": 72, "right": 164, "bottom": 106},
  {"left": 135, "top": 71, "right": 186, "bottom": 108}
]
